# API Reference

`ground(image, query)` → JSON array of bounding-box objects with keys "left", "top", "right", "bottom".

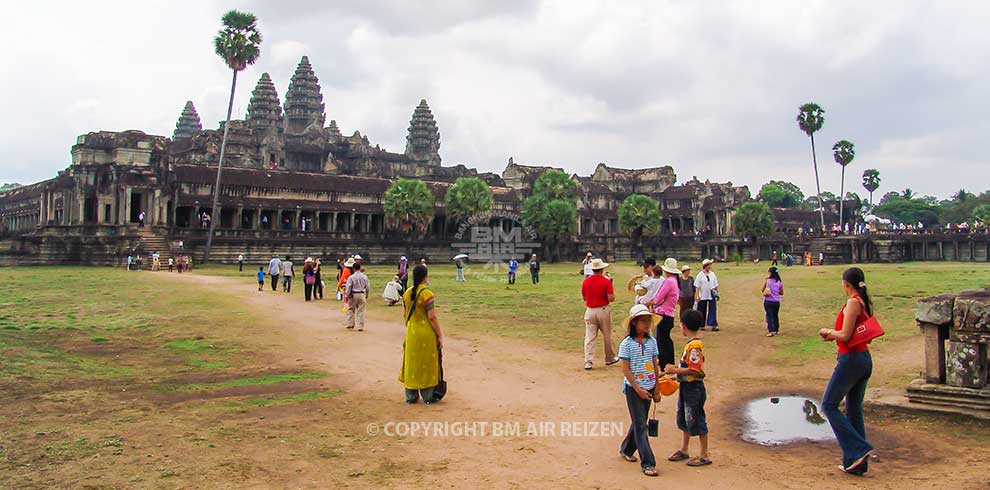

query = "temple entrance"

[
  {"left": 260, "top": 210, "right": 274, "bottom": 230},
  {"left": 318, "top": 212, "right": 331, "bottom": 232},
  {"left": 175, "top": 206, "right": 194, "bottom": 228},
  {"left": 241, "top": 209, "right": 256, "bottom": 229},
  {"left": 166, "top": 201, "right": 173, "bottom": 226},
  {"left": 220, "top": 208, "right": 236, "bottom": 228},
  {"left": 83, "top": 196, "right": 97, "bottom": 224},
  {"left": 335, "top": 213, "right": 349, "bottom": 232},
  {"left": 129, "top": 192, "right": 143, "bottom": 223},
  {"left": 279, "top": 210, "right": 295, "bottom": 230},
  {"left": 300, "top": 211, "right": 315, "bottom": 231}
]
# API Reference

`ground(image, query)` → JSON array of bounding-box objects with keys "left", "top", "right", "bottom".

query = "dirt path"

[{"left": 162, "top": 272, "right": 985, "bottom": 489}]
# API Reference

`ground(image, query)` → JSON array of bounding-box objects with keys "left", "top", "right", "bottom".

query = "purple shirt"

[
  {"left": 765, "top": 279, "right": 782, "bottom": 302},
  {"left": 651, "top": 275, "right": 679, "bottom": 317}
]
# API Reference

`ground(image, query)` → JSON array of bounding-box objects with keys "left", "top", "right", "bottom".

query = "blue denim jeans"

[
  {"left": 699, "top": 299, "right": 718, "bottom": 327},
  {"left": 822, "top": 350, "right": 874, "bottom": 468},
  {"left": 405, "top": 387, "right": 436, "bottom": 404},
  {"left": 620, "top": 384, "right": 656, "bottom": 469}
]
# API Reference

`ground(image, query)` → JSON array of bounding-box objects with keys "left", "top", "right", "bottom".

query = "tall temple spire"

[
  {"left": 326, "top": 119, "right": 342, "bottom": 141},
  {"left": 172, "top": 101, "right": 202, "bottom": 139},
  {"left": 247, "top": 73, "right": 283, "bottom": 132},
  {"left": 284, "top": 56, "right": 326, "bottom": 134},
  {"left": 405, "top": 99, "right": 441, "bottom": 166}
]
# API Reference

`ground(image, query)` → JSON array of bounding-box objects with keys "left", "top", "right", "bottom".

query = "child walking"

[
  {"left": 257, "top": 267, "right": 265, "bottom": 291},
  {"left": 665, "top": 309, "right": 711, "bottom": 467},
  {"left": 617, "top": 304, "right": 662, "bottom": 477}
]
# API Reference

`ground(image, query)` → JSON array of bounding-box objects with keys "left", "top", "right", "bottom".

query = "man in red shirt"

[{"left": 581, "top": 258, "right": 618, "bottom": 370}]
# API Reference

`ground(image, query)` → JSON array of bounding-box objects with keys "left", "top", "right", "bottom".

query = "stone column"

[
  {"left": 916, "top": 294, "right": 953, "bottom": 384},
  {"left": 348, "top": 213, "right": 355, "bottom": 232},
  {"left": 253, "top": 208, "right": 262, "bottom": 230}
]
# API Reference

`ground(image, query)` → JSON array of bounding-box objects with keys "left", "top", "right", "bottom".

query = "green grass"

[
  {"left": 156, "top": 372, "right": 327, "bottom": 392},
  {"left": 166, "top": 338, "right": 215, "bottom": 351},
  {"left": 223, "top": 390, "right": 341, "bottom": 409},
  {"left": 188, "top": 359, "right": 228, "bottom": 369}
]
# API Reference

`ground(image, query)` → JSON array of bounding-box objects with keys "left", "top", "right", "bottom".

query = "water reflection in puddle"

[{"left": 741, "top": 396, "right": 836, "bottom": 446}]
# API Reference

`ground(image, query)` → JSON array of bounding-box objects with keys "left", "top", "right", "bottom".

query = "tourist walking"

[
  {"left": 302, "top": 257, "right": 316, "bottom": 301},
  {"left": 508, "top": 257, "right": 518, "bottom": 284},
  {"left": 313, "top": 258, "right": 324, "bottom": 300},
  {"left": 336, "top": 258, "right": 344, "bottom": 282},
  {"left": 383, "top": 275, "right": 403, "bottom": 306},
  {"left": 529, "top": 254, "right": 540, "bottom": 284},
  {"left": 581, "top": 258, "right": 618, "bottom": 370},
  {"left": 693, "top": 259, "right": 719, "bottom": 331},
  {"left": 771, "top": 250, "right": 778, "bottom": 266},
  {"left": 126, "top": 254, "right": 133, "bottom": 271},
  {"left": 167, "top": 257, "right": 174, "bottom": 272},
  {"left": 267, "top": 255, "right": 282, "bottom": 291},
  {"left": 455, "top": 257, "right": 465, "bottom": 282},
  {"left": 677, "top": 265, "right": 695, "bottom": 318},
  {"left": 617, "top": 304, "right": 662, "bottom": 477},
  {"left": 582, "top": 251, "right": 594, "bottom": 277},
  {"left": 138, "top": 211, "right": 145, "bottom": 227},
  {"left": 647, "top": 258, "right": 680, "bottom": 370},
  {"left": 397, "top": 256, "right": 409, "bottom": 291},
  {"left": 399, "top": 265, "right": 445, "bottom": 404},
  {"left": 762, "top": 267, "right": 784, "bottom": 336},
  {"left": 238, "top": 253, "right": 244, "bottom": 272},
  {"left": 281, "top": 256, "right": 294, "bottom": 292},
  {"left": 257, "top": 266, "right": 265, "bottom": 291},
  {"left": 345, "top": 263, "right": 369, "bottom": 331},
  {"left": 337, "top": 257, "right": 354, "bottom": 300},
  {"left": 818, "top": 267, "right": 876, "bottom": 475}
]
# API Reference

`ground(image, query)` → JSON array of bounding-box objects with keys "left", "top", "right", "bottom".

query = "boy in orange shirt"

[{"left": 664, "top": 309, "right": 710, "bottom": 466}]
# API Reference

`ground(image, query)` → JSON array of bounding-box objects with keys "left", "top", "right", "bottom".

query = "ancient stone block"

[
  {"left": 920, "top": 322, "right": 946, "bottom": 384},
  {"left": 952, "top": 290, "right": 990, "bottom": 333},
  {"left": 916, "top": 293, "right": 955, "bottom": 326},
  {"left": 945, "top": 341, "right": 988, "bottom": 388}
]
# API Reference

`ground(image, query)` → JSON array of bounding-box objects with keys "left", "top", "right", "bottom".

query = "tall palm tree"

[
  {"left": 832, "top": 140, "right": 855, "bottom": 226},
  {"left": 861, "top": 169, "right": 880, "bottom": 206},
  {"left": 797, "top": 103, "right": 826, "bottom": 230},
  {"left": 203, "top": 10, "right": 262, "bottom": 263}
]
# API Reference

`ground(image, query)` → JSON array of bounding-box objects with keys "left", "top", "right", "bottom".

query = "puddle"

[{"left": 741, "top": 396, "right": 836, "bottom": 446}]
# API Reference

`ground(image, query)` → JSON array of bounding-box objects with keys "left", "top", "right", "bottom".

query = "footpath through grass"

[{"left": 198, "top": 259, "right": 990, "bottom": 366}]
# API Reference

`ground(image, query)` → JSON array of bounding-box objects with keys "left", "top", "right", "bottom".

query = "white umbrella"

[{"left": 452, "top": 254, "right": 469, "bottom": 260}]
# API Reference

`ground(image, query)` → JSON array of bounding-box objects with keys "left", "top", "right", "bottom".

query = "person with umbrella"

[{"left": 453, "top": 254, "right": 467, "bottom": 283}]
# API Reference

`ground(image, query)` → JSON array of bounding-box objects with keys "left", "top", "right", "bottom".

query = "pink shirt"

[{"left": 652, "top": 275, "right": 679, "bottom": 317}]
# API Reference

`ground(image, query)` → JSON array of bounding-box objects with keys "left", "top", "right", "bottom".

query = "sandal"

[
  {"left": 842, "top": 450, "right": 874, "bottom": 474},
  {"left": 686, "top": 457, "right": 712, "bottom": 467},
  {"left": 619, "top": 452, "right": 637, "bottom": 463},
  {"left": 643, "top": 467, "right": 658, "bottom": 477},
  {"left": 667, "top": 450, "right": 690, "bottom": 462}
]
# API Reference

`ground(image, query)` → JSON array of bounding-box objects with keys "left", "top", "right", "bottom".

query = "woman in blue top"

[
  {"left": 761, "top": 267, "right": 784, "bottom": 337},
  {"left": 617, "top": 304, "right": 662, "bottom": 477}
]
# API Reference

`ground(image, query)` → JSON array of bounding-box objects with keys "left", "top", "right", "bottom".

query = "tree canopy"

[
  {"left": 618, "top": 194, "right": 661, "bottom": 237},
  {"left": 973, "top": 204, "right": 990, "bottom": 225},
  {"left": 213, "top": 10, "right": 262, "bottom": 72},
  {"left": 443, "top": 177, "right": 493, "bottom": 223},
  {"left": 862, "top": 169, "right": 881, "bottom": 204},
  {"left": 384, "top": 178, "right": 434, "bottom": 236},
  {"left": 758, "top": 180, "right": 804, "bottom": 208},
  {"left": 522, "top": 171, "right": 579, "bottom": 261},
  {"left": 734, "top": 202, "right": 775, "bottom": 240},
  {"left": 796, "top": 103, "right": 825, "bottom": 136},
  {"left": 872, "top": 196, "right": 940, "bottom": 226}
]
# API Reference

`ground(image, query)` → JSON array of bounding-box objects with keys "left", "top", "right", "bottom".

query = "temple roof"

[
  {"left": 284, "top": 56, "right": 326, "bottom": 133},
  {"left": 247, "top": 73, "right": 283, "bottom": 131},
  {"left": 405, "top": 99, "right": 441, "bottom": 165}
]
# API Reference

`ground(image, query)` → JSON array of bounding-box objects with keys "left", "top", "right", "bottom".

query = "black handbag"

[
  {"left": 431, "top": 346, "right": 447, "bottom": 402},
  {"left": 648, "top": 399, "right": 659, "bottom": 437}
]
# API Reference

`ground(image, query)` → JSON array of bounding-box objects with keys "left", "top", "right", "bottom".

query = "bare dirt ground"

[{"left": 6, "top": 270, "right": 988, "bottom": 489}]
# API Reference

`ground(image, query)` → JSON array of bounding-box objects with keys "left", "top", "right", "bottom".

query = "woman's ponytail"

[
  {"left": 842, "top": 267, "right": 873, "bottom": 317},
  {"left": 406, "top": 264, "right": 429, "bottom": 322}
]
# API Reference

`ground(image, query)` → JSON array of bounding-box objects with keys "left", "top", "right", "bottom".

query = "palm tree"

[
  {"left": 861, "top": 169, "right": 880, "bottom": 206},
  {"left": 443, "top": 177, "right": 493, "bottom": 225},
  {"left": 618, "top": 194, "right": 661, "bottom": 264},
  {"left": 384, "top": 179, "right": 435, "bottom": 257},
  {"left": 901, "top": 188, "right": 915, "bottom": 200},
  {"left": 832, "top": 140, "right": 855, "bottom": 226},
  {"left": 202, "top": 10, "right": 262, "bottom": 264},
  {"left": 797, "top": 103, "right": 826, "bottom": 230}
]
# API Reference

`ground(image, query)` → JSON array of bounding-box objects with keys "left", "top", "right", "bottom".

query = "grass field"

[
  {"left": 199, "top": 259, "right": 990, "bottom": 364},
  {"left": 2, "top": 261, "right": 989, "bottom": 487}
]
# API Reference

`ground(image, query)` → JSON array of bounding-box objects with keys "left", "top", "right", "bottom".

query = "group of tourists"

[
  {"left": 125, "top": 252, "right": 188, "bottom": 272},
  {"left": 602, "top": 254, "right": 878, "bottom": 477}
]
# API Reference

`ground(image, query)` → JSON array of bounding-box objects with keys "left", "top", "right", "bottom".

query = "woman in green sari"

[{"left": 399, "top": 265, "right": 445, "bottom": 404}]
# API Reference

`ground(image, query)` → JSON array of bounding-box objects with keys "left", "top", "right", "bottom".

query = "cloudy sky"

[{"left": 2, "top": 1, "right": 987, "bottom": 199}]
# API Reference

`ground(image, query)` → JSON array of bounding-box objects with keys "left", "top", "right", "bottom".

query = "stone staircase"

[{"left": 133, "top": 227, "right": 173, "bottom": 266}]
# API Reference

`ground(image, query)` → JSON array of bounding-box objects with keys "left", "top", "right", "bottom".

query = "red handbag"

[{"left": 846, "top": 316, "right": 884, "bottom": 348}]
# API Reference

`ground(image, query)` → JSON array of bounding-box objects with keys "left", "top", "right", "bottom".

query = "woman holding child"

[
  {"left": 818, "top": 267, "right": 876, "bottom": 475},
  {"left": 645, "top": 257, "right": 682, "bottom": 370}
]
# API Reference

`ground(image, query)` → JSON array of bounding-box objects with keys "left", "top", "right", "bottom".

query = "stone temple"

[{"left": 2, "top": 56, "right": 988, "bottom": 265}]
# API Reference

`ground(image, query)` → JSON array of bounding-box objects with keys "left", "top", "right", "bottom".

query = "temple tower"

[
  {"left": 247, "top": 73, "right": 283, "bottom": 131},
  {"left": 326, "top": 120, "right": 342, "bottom": 142},
  {"left": 172, "top": 101, "right": 202, "bottom": 139},
  {"left": 283, "top": 56, "right": 326, "bottom": 134},
  {"left": 247, "top": 73, "right": 285, "bottom": 166},
  {"left": 404, "top": 99, "right": 441, "bottom": 166}
]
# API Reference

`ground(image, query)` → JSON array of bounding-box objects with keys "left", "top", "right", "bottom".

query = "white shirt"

[
  {"left": 635, "top": 276, "right": 663, "bottom": 305},
  {"left": 238, "top": 254, "right": 244, "bottom": 261},
  {"left": 694, "top": 270, "right": 719, "bottom": 300}
]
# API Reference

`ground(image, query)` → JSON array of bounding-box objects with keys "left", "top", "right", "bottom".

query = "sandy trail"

[{"left": 163, "top": 272, "right": 981, "bottom": 489}]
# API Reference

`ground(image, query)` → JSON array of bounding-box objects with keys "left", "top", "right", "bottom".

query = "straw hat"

[
  {"left": 657, "top": 377, "right": 680, "bottom": 396},
  {"left": 622, "top": 304, "right": 661, "bottom": 331},
  {"left": 343, "top": 258, "right": 356, "bottom": 267},
  {"left": 702, "top": 258, "right": 715, "bottom": 267},
  {"left": 660, "top": 257, "right": 680, "bottom": 275},
  {"left": 589, "top": 258, "right": 609, "bottom": 270},
  {"left": 399, "top": 256, "right": 407, "bottom": 261},
  {"left": 304, "top": 257, "right": 314, "bottom": 263},
  {"left": 353, "top": 254, "right": 363, "bottom": 260},
  {"left": 681, "top": 265, "right": 692, "bottom": 272}
]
